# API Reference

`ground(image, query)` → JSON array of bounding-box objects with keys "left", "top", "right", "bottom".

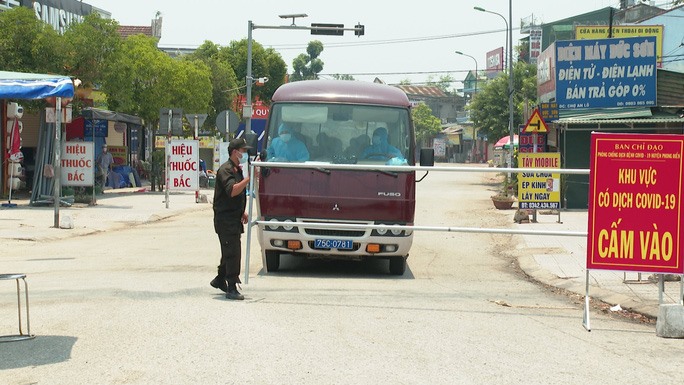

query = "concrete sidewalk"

[
  {"left": 0, "top": 186, "right": 676, "bottom": 319},
  {"left": 515, "top": 210, "right": 682, "bottom": 319},
  {"left": 0, "top": 187, "right": 212, "bottom": 242}
]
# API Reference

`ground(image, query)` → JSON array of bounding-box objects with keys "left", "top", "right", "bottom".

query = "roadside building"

[{"left": 530, "top": 3, "right": 684, "bottom": 208}]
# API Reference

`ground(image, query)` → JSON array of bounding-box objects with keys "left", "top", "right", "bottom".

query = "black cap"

[{"left": 228, "top": 137, "right": 252, "bottom": 152}]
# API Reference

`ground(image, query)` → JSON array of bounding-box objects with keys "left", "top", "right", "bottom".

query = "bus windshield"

[{"left": 265, "top": 103, "right": 412, "bottom": 165}]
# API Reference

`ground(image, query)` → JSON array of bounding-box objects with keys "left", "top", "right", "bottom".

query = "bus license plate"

[{"left": 314, "top": 239, "right": 353, "bottom": 250}]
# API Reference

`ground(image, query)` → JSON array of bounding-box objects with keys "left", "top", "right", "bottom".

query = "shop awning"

[
  {"left": 0, "top": 70, "right": 74, "bottom": 99},
  {"left": 81, "top": 107, "right": 143, "bottom": 126},
  {"left": 556, "top": 107, "right": 684, "bottom": 129}
]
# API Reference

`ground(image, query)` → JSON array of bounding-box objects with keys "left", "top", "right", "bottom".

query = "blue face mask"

[
  {"left": 280, "top": 133, "right": 292, "bottom": 143},
  {"left": 240, "top": 152, "right": 249, "bottom": 165},
  {"left": 372, "top": 135, "right": 382, "bottom": 146}
]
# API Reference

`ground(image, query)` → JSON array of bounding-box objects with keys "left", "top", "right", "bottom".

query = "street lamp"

[
  {"left": 454, "top": 51, "right": 478, "bottom": 96},
  {"left": 473, "top": 6, "right": 508, "bottom": 74},
  {"left": 475, "top": 4, "right": 514, "bottom": 170},
  {"left": 455, "top": 50, "right": 478, "bottom": 162}
]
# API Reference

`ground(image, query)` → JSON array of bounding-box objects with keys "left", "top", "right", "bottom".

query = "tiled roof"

[
  {"left": 395, "top": 85, "right": 447, "bottom": 98},
  {"left": 118, "top": 25, "right": 153, "bottom": 38}
]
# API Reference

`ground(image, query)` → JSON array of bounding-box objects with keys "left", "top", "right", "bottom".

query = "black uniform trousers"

[{"left": 218, "top": 232, "right": 242, "bottom": 285}]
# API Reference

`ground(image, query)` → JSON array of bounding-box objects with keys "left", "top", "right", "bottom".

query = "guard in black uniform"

[{"left": 210, "top": 138, "right": 251, "bottom": 300}]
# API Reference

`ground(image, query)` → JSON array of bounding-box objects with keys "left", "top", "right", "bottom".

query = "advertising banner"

[
  {"left": 536, "top": 43, "right": 556, "bottom": 103},
  {"left": 486, "top": 47, "right": 504, "bottom": 79},
  {"left": 555, "top": 37, "right": 657, "bottom": 109},
  {"left": 167, "top": 140, "right": 199, "bottom": 191},
  {"left": 575, "top": 25, "right": 663, "bottom": 66},
  {"left": 433, "top": 138, "right": 446, "bottom": 157},
  {"left": 529, "top": 28, "right": 542, "bottom": 65},
  {"left": 109, "top": 145, "right": 127, "bottom": 166},
  {"left": 61, "top": 141, "right": 93, "bottom": 186},
  {"left": 519, "top": 133, "right": 547, "bottom": 153},
  {"left": 587, "top": 133, "right": 684, "bottom": 273},
  {"left": 84, "top": 119, "right": 108, "bottom": 137},
  {"left": 518, "top": 153, "right": 560, "bottom": 210}
]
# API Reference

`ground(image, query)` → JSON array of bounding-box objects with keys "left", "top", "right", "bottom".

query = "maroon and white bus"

[{"left": 256, "top": 80, "right": 433, "bottom": 275}]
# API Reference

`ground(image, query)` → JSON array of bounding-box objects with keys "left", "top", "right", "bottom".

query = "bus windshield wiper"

[{"left": 378, "top": 169, "right": 398, "bottom": 178}]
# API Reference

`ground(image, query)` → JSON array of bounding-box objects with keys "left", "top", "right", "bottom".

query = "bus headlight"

[
  {"left": 282, "top": 219, "right": 294, "bottom": 231},
  {"left": 267, "top": 218, "right": 280, "bottom": 230},
  {"left": 390, "top": 225, "right": 403, "bottom": 236}
]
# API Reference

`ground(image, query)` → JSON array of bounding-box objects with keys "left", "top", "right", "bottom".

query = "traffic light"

[
  {"left": 311, "top": 23, "right": 344, "bottom": 36},
  {"left": 355, "top": 24, "right": 364, "bottom": 36}
]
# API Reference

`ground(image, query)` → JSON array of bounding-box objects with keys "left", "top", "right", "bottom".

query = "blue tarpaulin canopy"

[{"left": 0, "top": 70, "right": 74, "bottom": 99}]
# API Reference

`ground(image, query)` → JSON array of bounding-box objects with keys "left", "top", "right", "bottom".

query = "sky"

[{"left": 84, "top": 0, "right": 630, "bottom": 88}]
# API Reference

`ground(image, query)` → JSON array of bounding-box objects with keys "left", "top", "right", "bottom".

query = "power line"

[
  {"left": 321, "top": 69, "right": 471, "bottom": 76},
  {"left": 270, "top": 27, "right": 513, "bottom": 50},
  {"left": 160, "top": 27, "right": 513, "bottom": 51}
]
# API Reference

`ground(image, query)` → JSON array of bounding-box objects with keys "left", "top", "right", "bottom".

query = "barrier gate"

[{"left": 242, "top": 161, "right": 684, "bottom": 331}]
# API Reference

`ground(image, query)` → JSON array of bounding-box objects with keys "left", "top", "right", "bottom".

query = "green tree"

[
  {"left": 0, "top": 7, "right": 65, "bottom": 74},
  {"left": 331, "top": 74, "right": 355, "bottom": 80},
  {"left": 185, "top": 41, "right": 239, "bottom": 129},
  {"left": 426, "top": 74, "right": 456, "bottom": 94},
  {"left": 412, "top": 103, "right": 442, "bottom": 146},
  {"left": 62, "top": 13, "right": 121, "bottom": 89},
  {"left": 290, "top": 40, "right": 324, "bottom": 81},
  {"left": 219, "top": 39, "right": 287, "bottom": 105},
  {"left": 469, "top": 61, "right": 537, "bottom": 141},
  {"left": 102, "top": 34, "right": 211, "bottom": 125},
  {"left": 168, "top": 59, "right": 212, "bottom": 115}
]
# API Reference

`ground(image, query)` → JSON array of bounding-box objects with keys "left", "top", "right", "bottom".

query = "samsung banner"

[{"left": 555, "top": 37, "right": 657, "bottom": 110}]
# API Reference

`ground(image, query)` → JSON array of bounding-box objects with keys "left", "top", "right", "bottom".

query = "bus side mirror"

[
  {"left": 419, "top": 148, "right": 434, "bottom": 167},
  {"left": 245, "top": 132, "right": 258, "bottom": 156},
  {"left": 258, "top": 150, "right": 270, "bottom": 177}
]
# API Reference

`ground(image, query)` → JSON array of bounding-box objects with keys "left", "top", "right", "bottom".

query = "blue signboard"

[
  {"left": 84, "top": 119, "right": 108, "bottom": 137},
  {"left": 237, "top": 119, "right": 267, "bottom": 152},
  {"left": 555, "top": 36, "right": 657, "bottom": 109}
]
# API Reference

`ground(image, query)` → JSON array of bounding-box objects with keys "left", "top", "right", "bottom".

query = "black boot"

[
  {"left": 210, "top": 275, "right": 228, "bottom": 293},
  {"left": 225, "top": 283, "right": 244, "bottom": 300}
]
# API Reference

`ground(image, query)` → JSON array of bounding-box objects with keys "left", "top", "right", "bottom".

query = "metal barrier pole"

[
  {"left": 252, "top": 220, "right": 587, "bottom": 237},
  {"left": 244, "top": 161, "right": 256, "bottom": 284},
  {"left": 583, "top": 269, "right": 591, "bottom": 332}
]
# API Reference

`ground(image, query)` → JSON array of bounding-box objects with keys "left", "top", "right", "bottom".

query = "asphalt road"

[{"left": 1, "top": 165, "right": 683, "bottom": 385}]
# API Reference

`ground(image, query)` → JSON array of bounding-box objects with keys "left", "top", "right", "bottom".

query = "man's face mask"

[
  {"left": 280, "top": 133, "right": 292, "bottom": 142},
  {"left": 372, "top": 135, "right": 382, "bottom": 146},
  {"left": 240, "top": 151, "right": 249, "bottom": 165}
]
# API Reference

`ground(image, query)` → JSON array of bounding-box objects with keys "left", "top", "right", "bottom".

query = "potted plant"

[{"left": 491, "top": 174, "right": 516, "bottom": 210}]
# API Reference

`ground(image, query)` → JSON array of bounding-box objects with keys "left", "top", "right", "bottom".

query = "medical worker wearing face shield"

[
  {"left": 361, "top": 127, "right": 403, "bottom": 160},
  {"left": 267, "top": 123, "right": 310, "bottom": 162}
]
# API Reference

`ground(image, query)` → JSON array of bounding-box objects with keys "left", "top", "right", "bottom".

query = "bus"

[{"left": 256, "top": 80, "right": 433, "bottom": 275}]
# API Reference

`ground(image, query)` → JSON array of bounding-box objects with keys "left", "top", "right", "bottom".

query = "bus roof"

[{"left": 271, "top": 80, "right": 410, "bottom": 108}]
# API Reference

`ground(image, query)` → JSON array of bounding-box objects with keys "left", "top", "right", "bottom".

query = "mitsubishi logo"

[{"left": 332, "top": 204, "right": 340, "bottom": 211}]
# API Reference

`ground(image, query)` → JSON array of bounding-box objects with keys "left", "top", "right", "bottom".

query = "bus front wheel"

[
  {"left": 265, "top": 250, "right": 280, "bottom": 272},
  {"left": 389, "top": 256, "right": 406, "bottom": 275}
]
